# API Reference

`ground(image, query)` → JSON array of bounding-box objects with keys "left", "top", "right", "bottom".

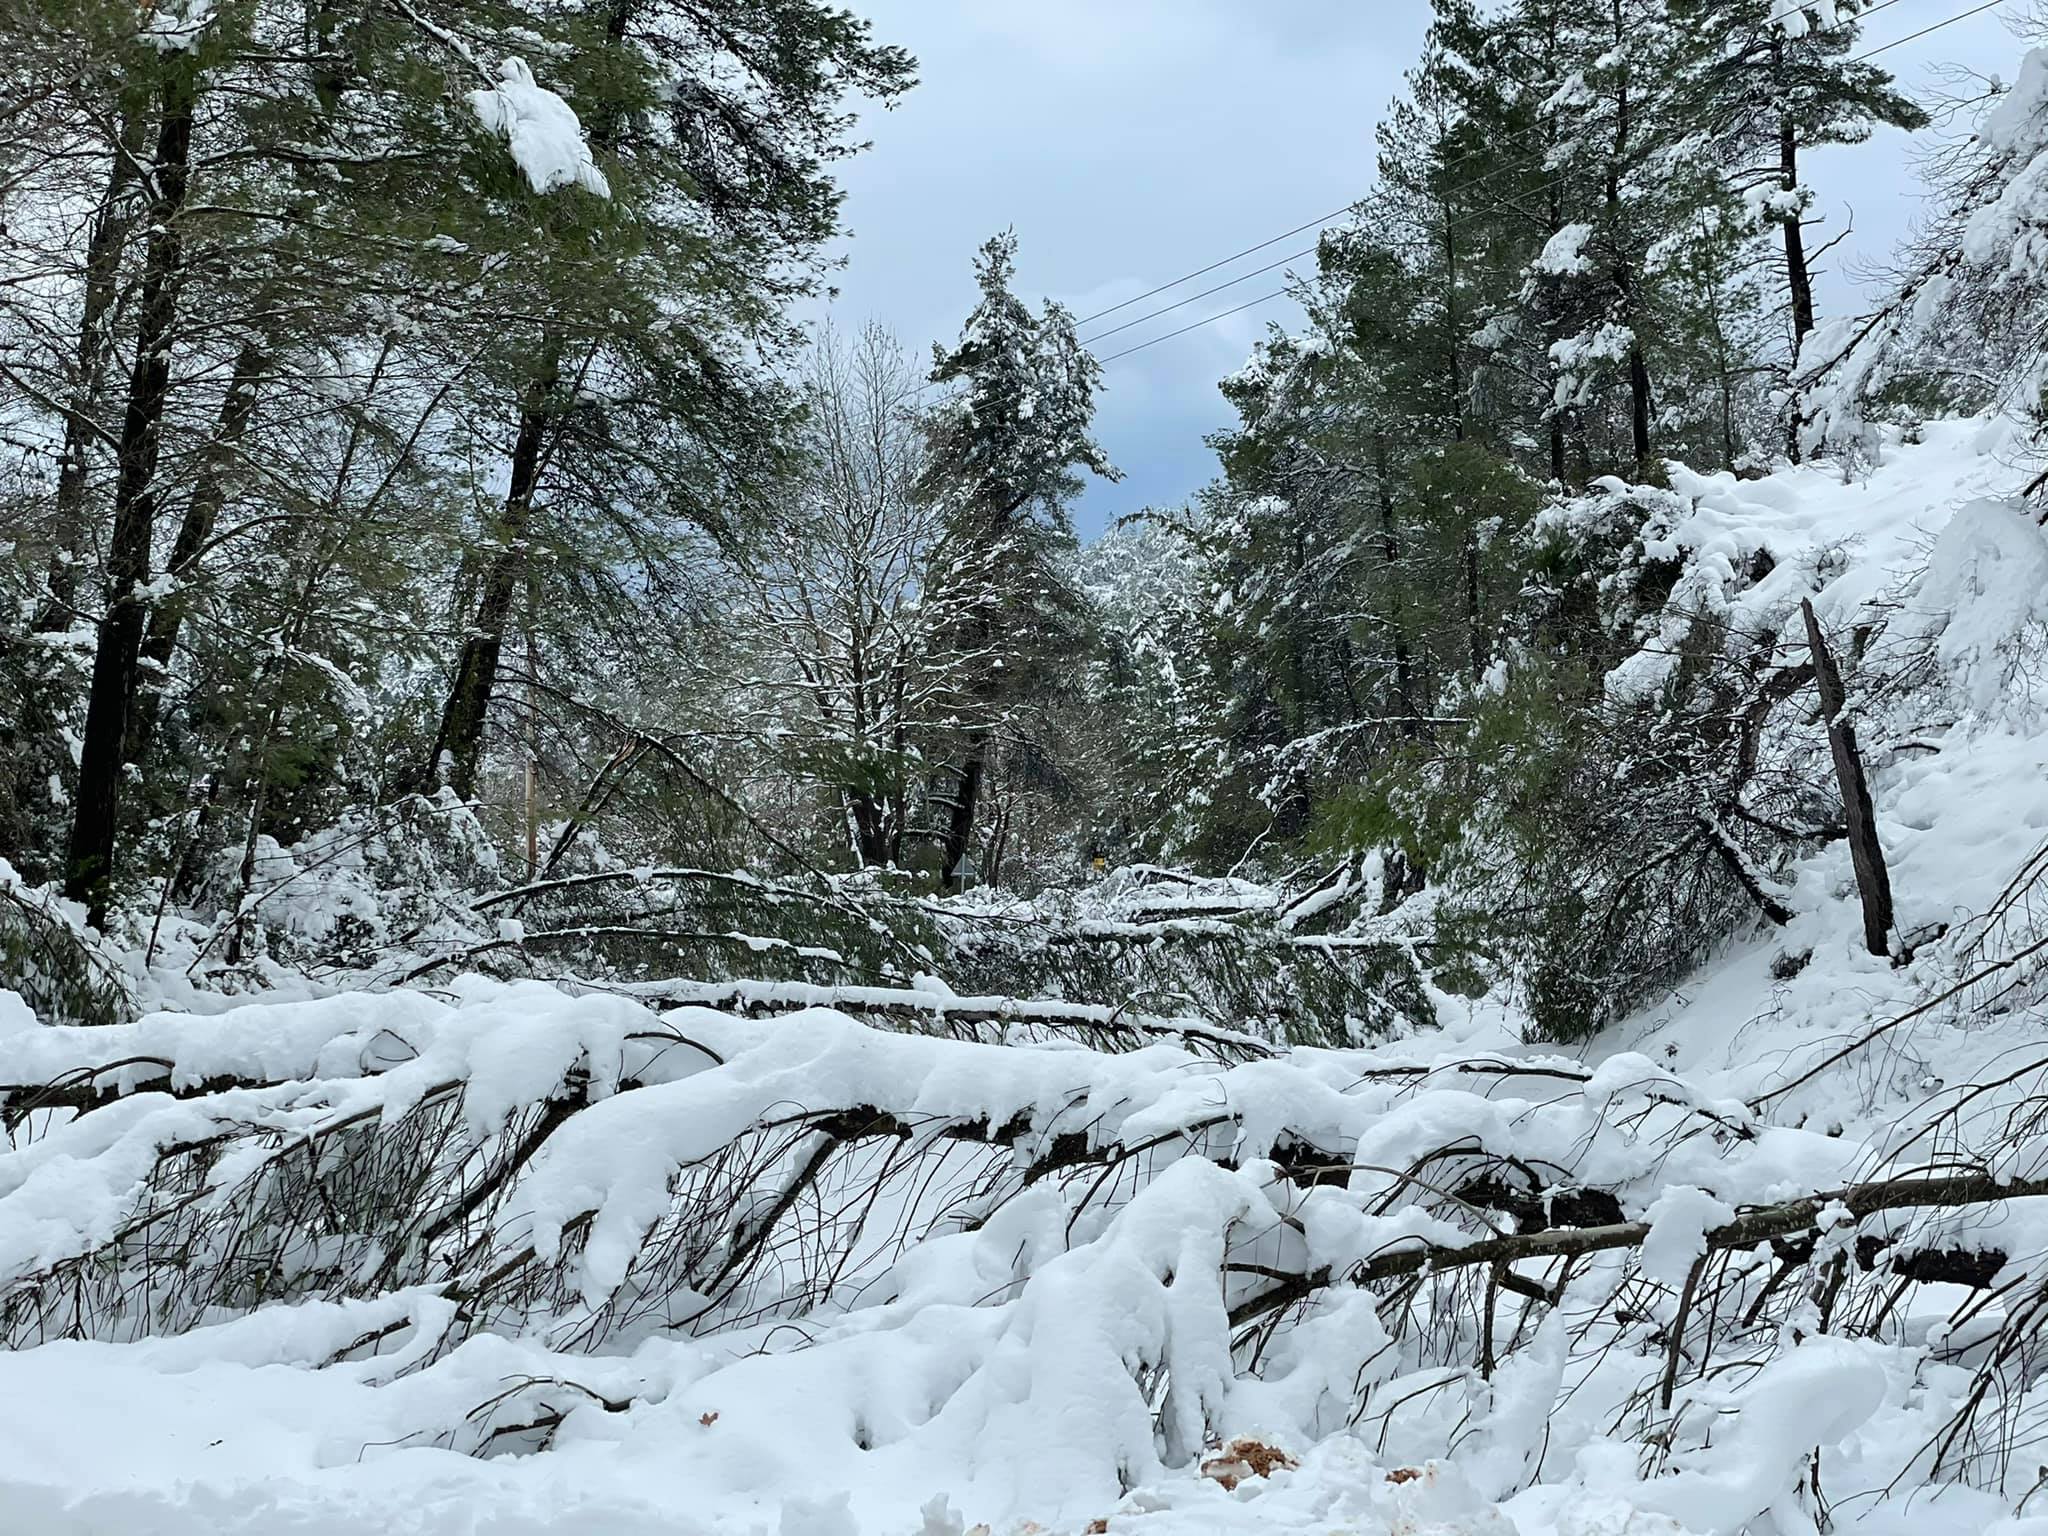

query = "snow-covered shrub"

[
  {"left": 179, "top": 792, "right": 504, "bottom": 977},
  {"left": 0, "top": 868, "right": 128, "bottom": 1026}
]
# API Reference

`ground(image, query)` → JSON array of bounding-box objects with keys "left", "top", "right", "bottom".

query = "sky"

[{"left": 813, "top": 1, "right": 2023, "bottom": 538}]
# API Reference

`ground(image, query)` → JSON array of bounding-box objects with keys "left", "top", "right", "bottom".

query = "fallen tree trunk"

[{"left": 1231, "top": 1170, "right": 2042, "bottom": 1326}]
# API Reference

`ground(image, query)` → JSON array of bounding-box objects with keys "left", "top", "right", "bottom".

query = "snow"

[
  {"left": 0, "top": 988, "right": 34, "bottom": 1037},
  {"left": 12, "top": 430, "right": 2048, "bottom": 1529},
  {"left": 1964, "top": 64, "right": 2048, "bottom": 278},
  {"left": 468, "top": 59, "right": 612, "bottom": 198},
  {"left": 1637, "top": 1186, "right": 1735, "bottom": 1285},
  {"left": 1532, "top": 224, "right": 1595, "bottom": 277},
  {"left": 1620, "top": 1338, "right": 1891, "bottom": 1535},
  {"left": 0, "top": 960, "right": 1984, "bottom": 1533},
  {"left": 141, "top": 0, "right": 216, "bottom": 51},
  {"left": 1895, "top": 498, "right": 2048, "bottom": 714}
]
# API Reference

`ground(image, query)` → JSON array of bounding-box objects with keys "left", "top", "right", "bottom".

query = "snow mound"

[{"left": 1898, "top": 497, "right": 2048, "bottom": 714}]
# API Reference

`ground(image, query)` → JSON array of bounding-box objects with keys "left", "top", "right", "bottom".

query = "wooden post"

[{"left": 1801, "top": 599, "right": 1894, "bottom": 956}]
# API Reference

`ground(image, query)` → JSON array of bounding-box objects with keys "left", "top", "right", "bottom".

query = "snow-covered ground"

[{"left": 8, "top": 420, "right": 2048, "bottom": 1534}]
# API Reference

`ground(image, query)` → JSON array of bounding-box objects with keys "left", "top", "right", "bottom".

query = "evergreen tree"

[
  {"left": 417, "top": 0, "right": 915, "bottom": 804},
  {"left": 0, "top": 0, "right": 910, "bottom": 926},
  {"left": 916, "top": 231, "right": 1116, "bottom": 888},
  {"left": 1672, "top": 0, "right": 1928, "bottom": 451}
]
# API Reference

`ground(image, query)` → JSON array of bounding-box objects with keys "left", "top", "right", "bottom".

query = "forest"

[{"left": 3, "top": 0, "right": 2048, "bottom": 1531}]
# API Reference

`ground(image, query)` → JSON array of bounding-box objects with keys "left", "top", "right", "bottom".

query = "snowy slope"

[
  {"left": 1610, "top": 419, "right": 2048, "bottom": 1095},
  {"left": 5, "top": 423, "right": 2048, "bottom": 1534}
]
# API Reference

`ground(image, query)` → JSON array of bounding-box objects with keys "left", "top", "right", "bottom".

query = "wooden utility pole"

[{"left": 1802, "top": 599, "right": 1893, "bottom": 956}]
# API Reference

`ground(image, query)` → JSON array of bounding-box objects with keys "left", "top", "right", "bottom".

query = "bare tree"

[{"left": 731, "top": 323, "right": 960, "bottom": 869}]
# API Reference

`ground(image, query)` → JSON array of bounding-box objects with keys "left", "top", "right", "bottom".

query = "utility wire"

[
  {"left": 1096, "top": 0, "right": 1991, "bottom": 367},
  {"left": 1097, "top": 290, "right": 1294, "bottom": 364},
  {"left": 1855, "top": 0, "right": 2003, "bottom": 57},
  {"left": 1077, "top": 214, "right": 1361, "bottom": 327},
  {"left": 1080, "top": 0, "right": 1911, "bottom": 336},
  {"left": 1080, "top": 247, "right": 1317, "bottom": 346}
]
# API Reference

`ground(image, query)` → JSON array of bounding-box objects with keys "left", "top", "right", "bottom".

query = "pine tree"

[
  {"left": 1, "top": 0, "right": 910, "bottom": 925},
  {"left": 416, "top": 0, "right": 915, "bottom": 804},
  {"left": 917, "top": 232, "right": 1116, "bottom": 889},
  {"left": 1672, "top": 0, "right": 1927, "bottom": 451},
  {"left": 1429, "top": 0, "right": 1753, "bottom": 474}
]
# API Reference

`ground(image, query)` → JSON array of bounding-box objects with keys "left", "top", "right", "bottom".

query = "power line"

[
  {"left": 1076, "top": 212, "right": 1360, "bottom": 327},
  {"left": 1080, "top": 0, "right": 1913, "bottom": 339},
  {"left": 1079, "top": 246, "right": 1317, "bottom": 346},
  {"left": 1096, "top": 289, "right": 1293, "bottom": 364},
  {"left": 1096, "top": 0, "right": 1987, "bottom": 367},
  {"left": 1856, "top": 0, "right": 2003, "bottom": 57},
  {"left": 1080, "top": 114, "right": 1588, "bottom": 354}
]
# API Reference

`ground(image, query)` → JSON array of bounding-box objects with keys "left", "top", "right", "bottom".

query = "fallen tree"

[{"left": 5, "top": 977, "right": 2048, "bottom": 1511}]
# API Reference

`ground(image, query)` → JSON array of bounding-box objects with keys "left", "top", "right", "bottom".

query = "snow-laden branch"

[{"left": 467, "top": 59, "right": 610, "bottom": 198}]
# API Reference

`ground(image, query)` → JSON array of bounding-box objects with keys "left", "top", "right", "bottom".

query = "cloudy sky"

[{"left": 814, "top": 1, "right": 2021, "bottom": 537}]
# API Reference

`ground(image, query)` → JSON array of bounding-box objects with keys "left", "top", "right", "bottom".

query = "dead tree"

[{"left": 1802, "top": 598, "right": 1894, "bottom": 956}]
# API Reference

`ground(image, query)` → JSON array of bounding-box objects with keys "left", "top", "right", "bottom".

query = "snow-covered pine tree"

[
  {"left": 417, "top": 0, "right": 915, "bottom": 807},
  {"left": 0, "top": 0, "right": 910, "bottom": 927},
  {"left": 1671, "top": 0, "right": 1927, "bottom": 453},
  {"left": 916, "top": 231, "right": 1116, "bottom": 889}
]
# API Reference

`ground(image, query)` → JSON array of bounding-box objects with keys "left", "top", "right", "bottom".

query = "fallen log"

[{"left": 1230, "top": 1171, "right": 2046, "bottom": 1327}]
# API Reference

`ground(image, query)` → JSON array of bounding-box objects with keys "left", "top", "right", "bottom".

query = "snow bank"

[{"left": 1896, "top": 497, "right": 2048, "bottom": 714}]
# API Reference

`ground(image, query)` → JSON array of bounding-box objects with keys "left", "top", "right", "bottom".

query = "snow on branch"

[
  {"left": 468, "top": 58, "right": 611, "bottom": 198},
  {"left": 8, "top": 978, "right": 2048, "bottom": 1520}
]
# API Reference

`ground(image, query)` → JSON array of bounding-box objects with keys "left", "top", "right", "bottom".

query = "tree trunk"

[
  {"left": 421, "top": 360, "right": 557, "bottom": 802},
  {"left": 125, "top": 341, "right": 266, "bottom": 769},
  {"left": 64, "top": 63, "right": 199, "bottom": 927},
  {"left": 1539, "top": 19, "right": 1573, "bottom": 492},
  {"left": 1776, "top": 52, "right": 1816, "bottom": 465},
  {"left": 981, "top": 783, "right": 1010, "bottom": 889},
  {"left": 1801, "top": 599, "right": 1893, "bottom": 956},
  {"left": 847, "top": 791, "right": 894, "bottom": 868},
  {"left": 939, "top": 737, "right": 986, "bottom": 893},
  {"left": 1372, "top": 435, "right": 1421, "bottom": 746},
  {"left": 1624, "top": 328, "right": 1653, "bottom": 470},
  {"left": 37, "top": 106, "right": 147, "bottom": 633},
  {"left": 886, "top": 715, "right": 909, "bottom": 866},
  {"left": 222, "top": 703, "right": 283, "bottom": 967},
  {"left": 1608, "top": 0, "right": 1652, "bottom": 472},
  {"left": 1463, "top": 533, "right": 1485, "bottom": 683},
  {"left": 1777, "top": 91, "right": 1817, "bottom": 348}
]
